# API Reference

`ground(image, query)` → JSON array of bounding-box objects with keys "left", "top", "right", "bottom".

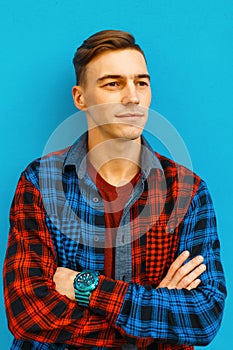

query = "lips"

[{"left": 115, "top": 112, "right": 144, "bottom": 118}]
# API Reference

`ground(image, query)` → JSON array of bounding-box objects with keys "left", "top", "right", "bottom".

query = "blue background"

[{"left": 1, "top": 0, "right": 232, "bottom": 348}]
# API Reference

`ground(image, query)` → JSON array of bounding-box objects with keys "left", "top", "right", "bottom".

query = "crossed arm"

[{"left": 53, "top": 250, "right": 206, "bottom": 300}]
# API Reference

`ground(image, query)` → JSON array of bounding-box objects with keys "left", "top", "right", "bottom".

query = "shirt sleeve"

[
  {"left": 3, "top": 173, "right": 125, "bottom": 346},
  {"left": 90, "top": 180, "right": 227, "bottom": 346}
]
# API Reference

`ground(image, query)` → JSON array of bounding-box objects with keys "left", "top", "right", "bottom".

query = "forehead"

[{"left": 85, "top": 49, "right": 148, "bottom": 79}]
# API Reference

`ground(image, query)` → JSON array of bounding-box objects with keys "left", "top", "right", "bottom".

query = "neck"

[{"left": 87, "top": 133, "right": 142, "bottom": 186}]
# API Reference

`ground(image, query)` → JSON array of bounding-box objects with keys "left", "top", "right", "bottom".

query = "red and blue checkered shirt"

[{"left": 3, "top": 134, "right": 226, "bottom": 350}]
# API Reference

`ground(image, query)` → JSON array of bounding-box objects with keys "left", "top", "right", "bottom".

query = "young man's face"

[{"left": 73, "top": 49, "right": 152, "bottom": 142}]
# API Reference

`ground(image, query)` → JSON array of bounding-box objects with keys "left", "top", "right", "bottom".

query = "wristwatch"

[{"left": 73, "top": 270, "right": 99, "bottom": 307}]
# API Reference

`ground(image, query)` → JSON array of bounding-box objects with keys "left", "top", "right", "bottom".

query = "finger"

[
  {"left": 186, "top": 279, "right": 202, "bottom": 290},
  {"left": 176, "top": 264, "right": 206, "bottom": 289},
  {"left": 165, "top": 255, "right": 204, "bottom": 288},
  {"left": 164, "top": 251, "right": 190, "bottom": 281},
  {"left": 173, "top": 255, "right": 204, "bottom": 284},
  {"left": 157, "top": 253, "right": 205, "bottom": 289}
]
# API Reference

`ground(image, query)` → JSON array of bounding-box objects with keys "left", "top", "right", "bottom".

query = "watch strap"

[{"left": 74, "top": 290, "right": 91, "bottom": 307}]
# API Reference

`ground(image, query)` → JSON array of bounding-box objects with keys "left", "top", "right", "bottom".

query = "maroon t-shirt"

[{"left": 87, "top": 160, "right": 141, "bottom": 278}]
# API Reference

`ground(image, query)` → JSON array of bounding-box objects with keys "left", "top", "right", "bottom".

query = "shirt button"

[
  {"left": 92, "top": 196, "right": 99, "bottom": 203},
  {"left": 94, "top": 235, "right": 99, "bottom": 242},
  {"left": 122, "top": 275, "right": 129, "bottom": 281},
  {"left": 169, "top": 228, "right": 174, "bottom": 234}
]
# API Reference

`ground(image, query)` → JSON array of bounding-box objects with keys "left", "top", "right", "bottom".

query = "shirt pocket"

[
  {"left": 49, "top": 216, "right": 105, "bottom": 272},
  {"left": 47, "top": 216, "right": 81, "bottom": 270}
]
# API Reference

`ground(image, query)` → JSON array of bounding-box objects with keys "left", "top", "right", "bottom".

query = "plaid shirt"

[{"left": 3, "top": 134, "right": 226, "bottom": 350}]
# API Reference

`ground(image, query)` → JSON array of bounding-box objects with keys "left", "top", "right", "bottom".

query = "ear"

[{"left": 72, "top": 86, "right": 87, "bottom": 111}]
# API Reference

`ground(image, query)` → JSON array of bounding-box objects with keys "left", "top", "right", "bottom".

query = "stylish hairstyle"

[{"left": 73, "top": 29, "right": 146, "bottom": 85}]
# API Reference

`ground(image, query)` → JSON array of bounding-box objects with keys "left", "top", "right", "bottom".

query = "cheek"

[
  {"left": 83, "top": 88, "right": 109, "bottom": 107},
  {"left": 87, "top": 103, "right": 117, "bottom": 124},
  {"left": 140, "top": 92, "right": 151, "bottom": 107},
  {"left": 89, "top": 95, "right": 114, "bottom": 107}
]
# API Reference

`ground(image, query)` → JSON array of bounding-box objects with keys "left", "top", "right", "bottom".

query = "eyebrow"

[{"left": 96, "top": 74, "right": 151, "bottom": 83}]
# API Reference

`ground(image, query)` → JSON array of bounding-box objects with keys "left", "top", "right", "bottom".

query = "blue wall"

[{"left": 1, "top": 1, "right": 232, "bottom": 348}]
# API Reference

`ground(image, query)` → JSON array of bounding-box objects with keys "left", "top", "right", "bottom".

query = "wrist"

[{"left": 69, "top": 271, "right": 77, "bottom": 301}]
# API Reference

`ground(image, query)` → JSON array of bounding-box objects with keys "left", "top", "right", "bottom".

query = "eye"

[
  {"left": 137, "top": 81, "right": 149, "bottom": 87},
  {"left": 106, "top": 81, "right": 120, "bottom": 87},
  {"left": 102, "top": 81, "right": 122, "bottom": 90}
]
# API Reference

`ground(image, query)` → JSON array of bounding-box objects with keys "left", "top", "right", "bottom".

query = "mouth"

[{"left": 115, "top": 112, "right": 144, "bottom": 118}]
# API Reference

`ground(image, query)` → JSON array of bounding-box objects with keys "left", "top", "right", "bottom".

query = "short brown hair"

[{"left": 73, "top": 29, "right": 146, "bottom": 85}]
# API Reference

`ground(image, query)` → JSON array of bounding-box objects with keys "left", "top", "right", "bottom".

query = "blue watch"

[{"left": 73, "top": 270, "right": 99, "bottom": 307}]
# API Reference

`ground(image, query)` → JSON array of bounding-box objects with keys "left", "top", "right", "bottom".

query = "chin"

[
  {"left": 119, "top": 131, "right": 143, "bottom": 141},
  {"left": 100, "top": 123, "right": 144, "bottom": 142},
  {"left": 121, "top": 126, "right": 144, "bottom": 140}
]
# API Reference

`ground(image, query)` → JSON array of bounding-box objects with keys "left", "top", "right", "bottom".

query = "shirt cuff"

[{"left": 89, "top": 275, "right": 129, "bottom": 324}]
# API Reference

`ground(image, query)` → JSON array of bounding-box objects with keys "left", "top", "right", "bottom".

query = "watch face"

[{"left": 75, "top": 271, "right": 98, "bottom": 292}]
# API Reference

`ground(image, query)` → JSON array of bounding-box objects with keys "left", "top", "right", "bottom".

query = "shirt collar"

[{"left": 63, "top": 132, "right": 163, "bottom": 179}]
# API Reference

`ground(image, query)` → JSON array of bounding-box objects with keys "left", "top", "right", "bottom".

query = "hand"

[
  {"left": 157, "top": 251, "right": 206, "bottom": 290},
  {"left": 53, "top": 267, "right": 78, "bottom": 301}
]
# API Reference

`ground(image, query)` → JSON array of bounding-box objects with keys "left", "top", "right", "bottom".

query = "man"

[{"left": 3, "top": 30, "right": 226, "bottom": 350}]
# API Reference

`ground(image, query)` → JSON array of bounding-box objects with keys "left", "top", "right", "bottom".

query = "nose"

[{"left": 121, "top": 82, "right": 140, "bottom": 105}]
